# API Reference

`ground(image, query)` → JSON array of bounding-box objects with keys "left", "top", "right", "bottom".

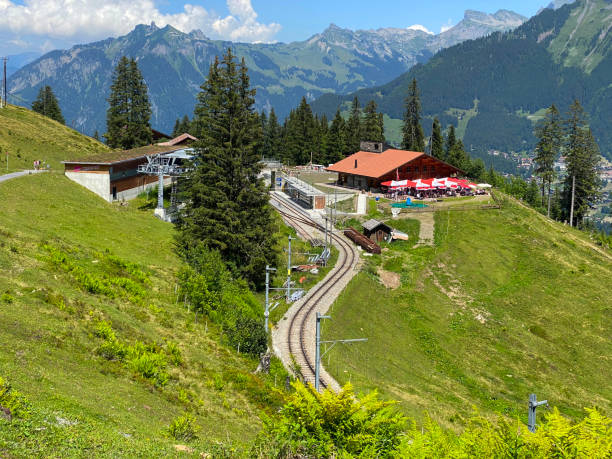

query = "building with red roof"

[{"left": 327, "top": 141, "right": 463, "bottom": 190}]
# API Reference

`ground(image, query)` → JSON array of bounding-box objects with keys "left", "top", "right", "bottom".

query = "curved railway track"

[{"left": 270, "top": 192, "right": 359, "bottom": 390}]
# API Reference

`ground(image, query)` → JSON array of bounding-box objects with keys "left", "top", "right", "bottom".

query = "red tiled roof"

[{"left": 327, "top": 149, "right": 424, "bottom": 178}]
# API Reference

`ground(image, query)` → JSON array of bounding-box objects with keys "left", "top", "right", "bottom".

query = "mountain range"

[
  {"left": 7, "top": 9, "right": 525, "bottom": 136},
  {"left": 312, "top": 0, "right": 612, "bottom": 168}
]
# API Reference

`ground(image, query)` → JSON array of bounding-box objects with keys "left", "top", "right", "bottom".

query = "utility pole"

[
  {"left": 323, "top": 216, "right": 328, "bottom": 248},
  {"left": 264, "top": 265, "right": 276, "bottom": 333},
  {"left": 286, "top": 236, "right": 293, "bottom": 302},
  {"left": 315, "top": 312, "right": 367, "bottom": 392},
  {"left": 1, "top": 57, "right": 7, "bottom": 108},
  {"left": 528, "top": 393, "right": 548, "bottom": 433},
  {"left": 569, "top": 175, "right": 576, "bottom": 227}
]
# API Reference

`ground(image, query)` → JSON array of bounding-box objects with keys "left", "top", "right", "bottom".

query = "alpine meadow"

[{"left": 0, "top": 0, "right": 610, "bottom": 457}]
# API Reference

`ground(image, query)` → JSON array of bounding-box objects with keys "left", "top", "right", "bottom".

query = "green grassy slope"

[
  {"left": 0, "top": 174, "right": 284, "bottom": 456},
  {"left": 324, "top": 196, "right": 611, "bottom": 429},
  {"left": 0, "top": 104, "right": 108, "bottom": 172}
]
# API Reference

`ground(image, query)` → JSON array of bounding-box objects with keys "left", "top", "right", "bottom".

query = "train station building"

[{"left": 327, "top": 141, "right": 463, "bottom": 191}]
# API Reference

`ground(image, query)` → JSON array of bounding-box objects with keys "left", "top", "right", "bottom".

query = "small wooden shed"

[{"left": 362, "top": 219, "right": 392, "bottom": 243}]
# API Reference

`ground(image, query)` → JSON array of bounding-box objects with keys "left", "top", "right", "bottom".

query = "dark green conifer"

[
  {"left": 534, "top": 104, "right": 562, "bottom": 214},
  {"left": 327, "top": 109, "right": 346, "bottom": 162},
  {"left": 178, "top": 50, "right": 276, "bottom": 288},
  {"left": 105, "top": 56, "right": 152, "bottom": 149},
  {"left": 361, "top": 100, "right": 384, "bottom": 142},
  {"left": 31, "top": 86, "right": 65, "bottom": 124},
  {"left": 346, "top": 97, "right": 362, "bottom": 153},
  {"left": 402, "top": 78, "right": 425, "bottom": 152},
  {"left": 562, "top": 100, "right": 601, "bottom": 225},
  {"left": 431, "top": 118, "right": 444, "bottom": 160}
]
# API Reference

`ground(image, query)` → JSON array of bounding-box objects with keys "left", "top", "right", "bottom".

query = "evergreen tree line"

[
  {"left": 531, "top": 100, "right": 601, "bottom": 227},
  {"left": 31, "top": 86, "right": 65, "bottom": 125},
  {"left": 172, "top": 95, "right": 386, "bottom": 167}
]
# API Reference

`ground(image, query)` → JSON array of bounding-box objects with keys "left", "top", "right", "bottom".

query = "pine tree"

[
  {"left": 317, "top": 114, "right": 330, "bottom": 164},
  {"left": 430, "top": 118, "right": 444, "bottom": 160},
  {"left": 562, "top": 100, "right": 601, "bottom": 225},
  {"left": 361, "top": 100, "right": 384, "bottom": 143},
  {"left": 346, "top": 97, "right": 362, "bottom": 153},
  {"left": 105, "top": 56, "right": 152, "bottom": 149},
  {"left": 402, "top": 78, "right": 425, "bottom": 152},
  {"left": 266, "top": 108, "right": 282, "bottom": 159},
  {"left": 449, "top": 139, "right": 469, "bottom": 171},
  {"left": 534, "top": 104, "right": 562, "bottom": 214},
  {"left": 172, "top": 118, "right": 181, "bottom": 138},
  {"left": 31, "top": 86, "right": 65, "bottom": 124},
  {"left": 179, "top": 50, "right": 277, "bottom": 287},
  {"left": 284, "top": 97, "right": 316, "bottom": 165},
  {"left": 327, "top": 109, "right": 346, "bottom": 163},
  {"left": 93, "top": 130, "right": 100, "bottom": 141}
]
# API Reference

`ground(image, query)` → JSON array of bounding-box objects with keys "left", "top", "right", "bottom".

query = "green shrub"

[
  {"left": 0, "top": 376, "right": 30, "bottom": 419},
  {"left": 167, "top": 413, "right": 199, "bottom": 441},
  {"left": 1, "top": 292, "right": 15, "bottom": 304},
  {"left": 260, "top": 381, "right": 406, "bottom": 458},
  {"left": 126, "top": 342, "right": 169, "bottom": 387},
  {"left": 165, "top": 341, "right": 183, "bottom": 366},
  {"left": 94, "top": 320, "right": 116, "bottom": 341},
  {"left": 225, "top": 314, "right": 267, "bottom": 356}
]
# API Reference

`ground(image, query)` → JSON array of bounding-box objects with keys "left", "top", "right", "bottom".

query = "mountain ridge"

[
  {"left": 311, "top": 0, "right": 612, "bottom": 166},
  {"left": 8, "top": 9, "right": 525, "bottom": 135}
]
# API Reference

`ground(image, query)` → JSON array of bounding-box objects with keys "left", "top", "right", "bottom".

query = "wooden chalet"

[{"left": 327, "top": 141, "right": 463, "bottom": 191}]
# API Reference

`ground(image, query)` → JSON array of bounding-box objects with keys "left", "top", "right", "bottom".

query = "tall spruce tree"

[
  {"left": 284, "top": 97, "right": 316, "bottom": 165},
  {"left": 317, "top": 114, "right": 330, "bottom": 164},
  {"left": 431, "top": 118, "right": 444, "bottom": 160},
  {"left": 105, "top": 56, "right": 152, "bottom": 149},
  {"left": 534, "top": 104, "right": 563, "bottom": 214},
  {"left": 328, "top": 109, "right": 346, "bottom": 162},
  {"left": 266, "top": 108, "right": 282, "bottom": 159},
  {"left": 402, "top": 78, "right": 425, "bottom": 152},
  {"left": 346, "top": 97, "right": 362, "bottom": 153},
  {"left": 31, "top": 86, "right": 65, "bottom": 124},
  {"left": 361, "top": 100, "right": 384, "bottom": 142},
  {"left": 562, "top": 100, "right": 601, "bottom": 226},
  {"left": 179, "top": 50, "right": 276, "bottom": 288}
]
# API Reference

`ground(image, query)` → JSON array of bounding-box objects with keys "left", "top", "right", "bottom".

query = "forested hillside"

[{"left": 312, "top": 0, "right": 612, "bottom": 167}]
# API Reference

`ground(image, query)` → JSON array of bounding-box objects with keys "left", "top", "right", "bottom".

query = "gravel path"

[
  {"left": 411, "top": 212, "right": 435, "bottom": 247},
  {"left": 0, "top": 170, "right": 46, "bottom": 184}
]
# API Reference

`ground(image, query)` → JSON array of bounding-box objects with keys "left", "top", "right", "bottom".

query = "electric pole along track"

[{"left": 270, "top": 192, "right": 360, "bottom": 391}]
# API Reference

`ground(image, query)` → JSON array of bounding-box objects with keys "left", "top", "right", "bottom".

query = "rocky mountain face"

[
  {"left": 312, "top": 0, "right": 612, "bottom": 166},
  {"left": 8, "top": 10, "right": 525, "bottom": 136}
]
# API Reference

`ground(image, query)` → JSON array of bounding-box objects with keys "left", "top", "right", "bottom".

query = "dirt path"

[{"left": 411, "top": 212, "right": 435, "bottom": 247}]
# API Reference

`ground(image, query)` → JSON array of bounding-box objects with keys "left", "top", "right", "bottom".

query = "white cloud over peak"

[
  {"left": 440, "top": 19, "right": 455, "bottom": 33},
  {"left": 0, "top": 0, "right": 281, "bottom": 46},
  {"left": 407, "top": 24, "right": 433, "bottom": 35}
]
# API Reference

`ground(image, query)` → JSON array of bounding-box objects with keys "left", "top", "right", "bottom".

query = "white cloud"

[
  {"left": 440, "top": 19, "right": 454, "bottom": 33},
  {"left": 407, "top": 24, "right": 433, "bottom": 35},
  {"left": 0, "top": 0, "right": 281, "bottom": 44}
]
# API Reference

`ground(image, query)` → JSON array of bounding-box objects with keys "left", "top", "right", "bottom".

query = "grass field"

[
  {"left": 324, "top": 196, "right": 612, "bottom": 429},
  {"left": 0, "top": 104, "right": 108, "bottom": 172},
  {"left": 0, "top": 173, "right": 287, "bottom": 456}
]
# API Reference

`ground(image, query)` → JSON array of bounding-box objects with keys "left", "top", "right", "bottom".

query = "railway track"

[{"left": 270, "top": 192, "right": 359, "bottom": 390}]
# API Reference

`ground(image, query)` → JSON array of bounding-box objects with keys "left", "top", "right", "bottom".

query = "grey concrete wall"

[{"left": 65, "top": 171, "right": 111, "bottom": 202}]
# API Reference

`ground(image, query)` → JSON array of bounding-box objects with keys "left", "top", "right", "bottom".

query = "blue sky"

[
  {"left": 157, "top": 0, "right": 544, "bottom": 42},
  {"left": 1, "top": 1, "right": 548, "bottom": 56}
]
